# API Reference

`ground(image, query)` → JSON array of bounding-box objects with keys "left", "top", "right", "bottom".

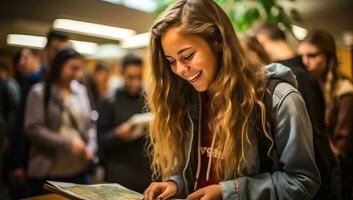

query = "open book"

[
  {"left": 44, "top": 181, "right": 143, "bottom": 200},
  {"left": 126, "top": 112, "right": 152, "bottom": 140},
  {"left": 127, "top": 112, "right": 152, "bottom": 127}
]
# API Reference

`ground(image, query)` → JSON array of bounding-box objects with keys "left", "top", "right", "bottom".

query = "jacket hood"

[{"left": 264, "top": 63, "right": 298, "bottom": 88}]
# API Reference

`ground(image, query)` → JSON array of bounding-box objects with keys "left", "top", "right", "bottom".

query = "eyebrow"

[
  {"left": 165, "top": 47, "right": 192, "bottom": 58},
  {"left": 177, "top": 47, "right": 191, "bottom": 54}
]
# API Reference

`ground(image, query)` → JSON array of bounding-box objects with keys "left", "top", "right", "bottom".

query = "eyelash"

[
  {"left": 184, "top": 52, "right": 195, "bottom": 61},
  {"left": 169, "top": 60, "right": 176, "bottom": 66},
  {"left": 168, "top": 52, "right": 195, "bottom": 66}
]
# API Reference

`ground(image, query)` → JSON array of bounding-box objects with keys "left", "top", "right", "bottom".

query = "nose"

[
  {"left": 74, "top": 70, "right": 83, "bottom": 80},
  {"left": 175, "top": 61, "right": 189, "bottom": 76}
]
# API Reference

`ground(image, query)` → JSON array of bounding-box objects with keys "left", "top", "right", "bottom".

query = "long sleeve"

[
  {"left": 332, "top": 94, "right": 353, "bottom": 155},
  {"left": 97, "top": 97, "right": 124, "bottom": 155},
  {"left": 220, "top": 83, "right": 321, "bottom": 200},
  {"left": 10, "top": 78, "right": 38, "bottom": 170},
  {"left": 24, "top": 85, "right": 72, "bottom": 151}
]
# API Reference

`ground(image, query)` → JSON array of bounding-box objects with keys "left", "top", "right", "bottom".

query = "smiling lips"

[{"left": 188, "top": 70, "right": 202, "bottom": 82}]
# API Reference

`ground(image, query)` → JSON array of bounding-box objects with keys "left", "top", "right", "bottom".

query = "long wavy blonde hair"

[{"left": 146, "top": 0, "right": 272, "bottom": 181}]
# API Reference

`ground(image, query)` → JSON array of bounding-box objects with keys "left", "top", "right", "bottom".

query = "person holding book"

[
  {"left": 97, "top": 53, "right": 152, "bottom": 193},
  {"left": 143, "top": 0, "right": 320, "bottom": 199},
  {"left": 25, "top": 48, "right": 94, "bottom": 196}
]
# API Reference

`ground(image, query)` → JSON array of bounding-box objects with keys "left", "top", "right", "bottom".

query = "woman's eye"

[
  {"left": 169, "top": 60, "right": 176, "bottom": 66},
  {"left": 184, "top": 52, "right": 195, "bottom": 61}
]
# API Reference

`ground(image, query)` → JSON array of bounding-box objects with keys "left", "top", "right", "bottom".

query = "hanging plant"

[{"left": 154, "top": 0, "right": 298, "bottom": 34}]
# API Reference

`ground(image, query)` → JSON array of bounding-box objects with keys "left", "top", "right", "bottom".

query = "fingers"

[
  {"left": 156, "top": 186, "right": 175, "bottom": 200},
  {"left": 144, "top": 182, "right": 162, "bottom": 200},
  {"left": 187, "top": 189, "right": 205, "bottom": 200},
  {"left": 144, "top": 182, "right": 178, "bottom": 200}
]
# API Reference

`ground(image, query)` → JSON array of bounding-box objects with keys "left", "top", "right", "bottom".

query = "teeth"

[{"left": 188, "top": 71, "right": 201, "bottom": 81}]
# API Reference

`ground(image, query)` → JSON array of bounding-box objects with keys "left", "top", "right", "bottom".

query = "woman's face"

[
  {"left": 161, "top": 26, "right": 219, "bottom": 92},
  {"left": 60, "top": 58, "right": 84, "bottom": 83},
  {"left": 298, "top": 42, "right": 327, "bottom": 79}
]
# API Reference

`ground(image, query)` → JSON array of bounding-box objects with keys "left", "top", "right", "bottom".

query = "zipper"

[
  {"left": 182, "top": 93, "right": 202, "bottom": 196},
  {"left": 182, "top": 114, "right": 193, "bottom": 196}
]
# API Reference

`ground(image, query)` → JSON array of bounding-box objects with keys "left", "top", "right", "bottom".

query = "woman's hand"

[
  {"left": 186, "top": 184, "right": 222, "bottom": 200},
  {"left": 144, "top": 181, "right": 177, "bottom": 200},
  {"left": 71, "top": 137, "right": 86, "bottom": 156},
  {"left": 115, "top": 123, "right": 132, "bottom": 140}
]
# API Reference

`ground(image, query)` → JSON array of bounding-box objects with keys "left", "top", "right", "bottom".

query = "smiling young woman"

[{"left": 143, "top": 0, "right": 320, "bottom": 200}]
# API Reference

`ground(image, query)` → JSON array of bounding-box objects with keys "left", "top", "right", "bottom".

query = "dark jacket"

[
  {"left": 278, "top": 56, "right": 326, "bottom": 131},
  {"left": 97, "top": 87, "right": 152, "bottom": 193},
  {"left": 327, "top": 79, "right": 353, "bottom": 158},
  {"left": 10, "top": 72, "right": 41, "bottom": 171},
  {"left": 0, "top": 78, "right": 20, "bottom": 135}
]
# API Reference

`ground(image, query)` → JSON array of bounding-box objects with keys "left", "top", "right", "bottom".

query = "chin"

[{"left": 192, "top": 84, "right": 208, "bottom": 92}]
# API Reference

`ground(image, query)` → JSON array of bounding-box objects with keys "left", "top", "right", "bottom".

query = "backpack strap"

[{"left": 258, "top": 78, "right": 283, "bottom": 173}]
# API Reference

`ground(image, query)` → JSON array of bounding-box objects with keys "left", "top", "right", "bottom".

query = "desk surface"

[{"left": 24, "top": 194, "right": 69, "bottom": 200}]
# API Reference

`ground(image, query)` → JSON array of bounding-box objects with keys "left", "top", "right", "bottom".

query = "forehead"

[
  {"left": 65, "top": 57, "right": 83, "bottom": 65},
  {"left": 21, "top": 49, "right": 31, "bottom": 56},
  {"left": 124, "top": 64, "right": 142, "bottom": 73},
  {"left": 161, "top": 26, "right": 205, "bottom": 56},
  {"left": 298, "top": 42, "right": 319, "bottom": 53}
]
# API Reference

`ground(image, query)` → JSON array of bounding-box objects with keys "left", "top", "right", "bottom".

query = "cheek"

[
  {"left": 75, "top": 71, "right": 83, "bottom": 79},
  {"left": 312, "top": 58, "right": 325, "bottom": 70},
  {"left": 61, "top": 68, "right": 72, "bottom": 79},
  {"left": 201, "top": 58, "right": 217, "bottom": 80}
]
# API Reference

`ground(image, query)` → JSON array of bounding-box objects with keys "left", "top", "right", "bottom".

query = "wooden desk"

[{"left": 24, "top": 194, "right": 68, "bottom": 200}]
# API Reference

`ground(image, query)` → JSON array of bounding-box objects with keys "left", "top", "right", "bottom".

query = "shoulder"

[
  {"left": 114, "top": 87, "right": 126, "bottom": 95},
  {"left": 101, "top": 88, "right": 121, "bottom": 105},
  {"left": 336, "top": 79, "right": 353, "bottom": 97},
  {"left": 272, "top": 82, "right": 302, "bottom": 111},
  {"left": 337, "top": 92, "right": 353, "bottom": 108},
  {"left": 30, "top": 82, "right": 44, "bottom": 96},
  {"left": 71, "top": 80, "right": 87, "bottom": 94}
]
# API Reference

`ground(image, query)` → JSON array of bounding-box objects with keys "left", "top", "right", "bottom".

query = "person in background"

[
  {"left": 298, "top": 30, "right": 353, "bottom": 200},
  {"left": 254, "top": 23, "right": 327, "bottom": 132},
  {"left": 240, "top": 36, "right": 271, "bottom": 65},
  {"left": 0, "top": 61, "right": 20, "bottom": 197},
  {"left": 41, "top": 30, "right": 70, "bottom": 73},
  {"left": 254, "top": 23, "right": 332, "bottom": 200},
  {"left": 25, "top": 48, "right": 94, "bottom": 196},
  {"left": 97, "top": 53, "right": 151, "bottom": 193},
  {"left": 107, "top": 63, "right": 124, "bottom": 92},
  {"left": 0, "top": 62, "right": 21, "bottom": 135},
  {"left": 8, "top": 48, "right": 42, "bottom": 198},
  {"left": 86, "top": 62, "right": 110, "bottom": 108}
]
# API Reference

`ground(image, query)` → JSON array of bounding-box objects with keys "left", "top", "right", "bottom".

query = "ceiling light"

[
  {"left": 53, "top": 19, "right": 136, "bottom": 40},
  {"left": 121, "top": 32, "right": 149, "bottom": 49},
  {"left": 7, "top": 34, "right": 46, "bottom": 49},
  {"left": 71, "top": 40, "right": 98, "bottom": 55},
  {"left": 88, "top": 43, "right": 126, "bottom": 60},
  {"left": 101, "top": 0, "right": 156, "bottom": 13},
  {"left": 6, "top": 34, "right": 98, "bottom": 55}
]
